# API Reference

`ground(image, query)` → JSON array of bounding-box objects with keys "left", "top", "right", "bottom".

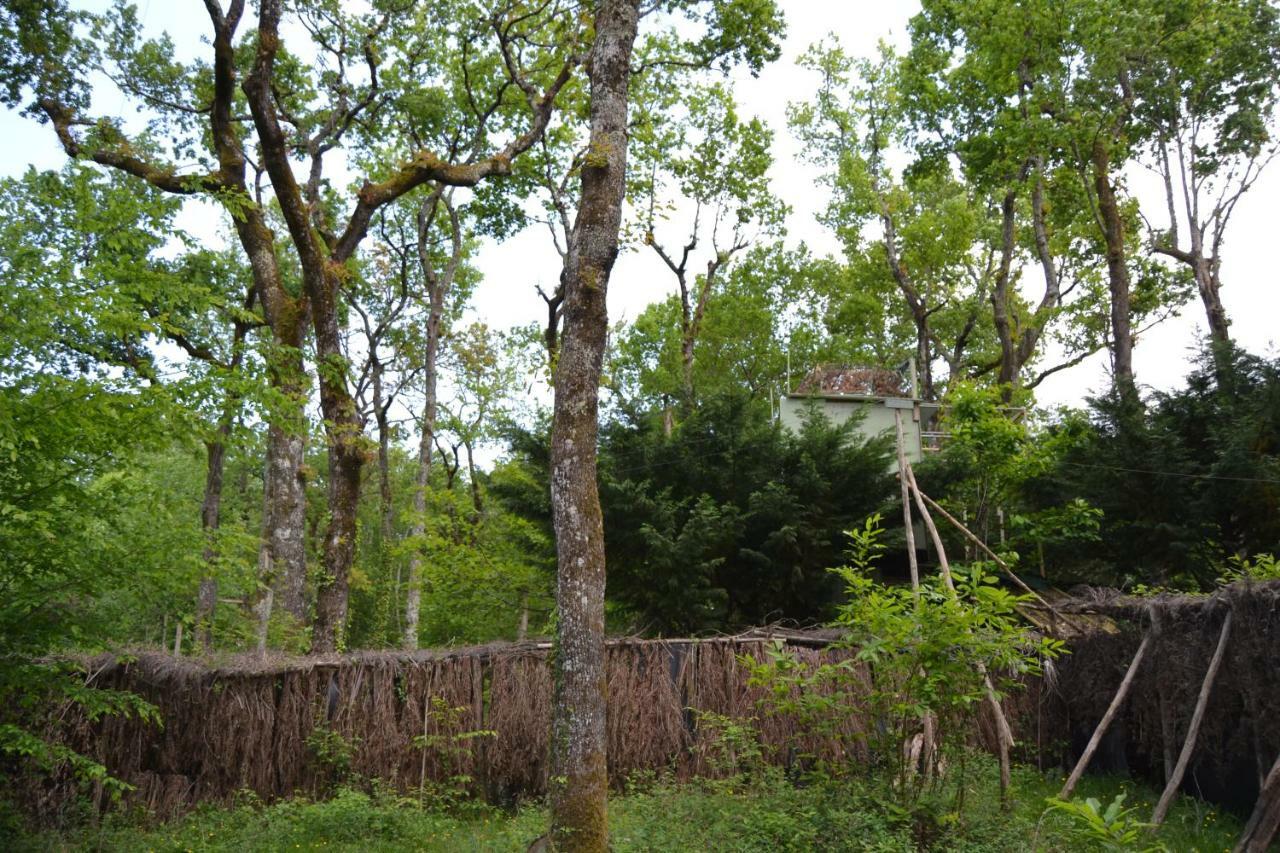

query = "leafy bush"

[{"left": 748, "top": 515, "right": 1062, "bottom": 808}]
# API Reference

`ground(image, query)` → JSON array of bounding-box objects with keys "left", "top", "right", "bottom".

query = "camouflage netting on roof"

[{"left": 792, "top": 365, "right": 906, "bottom": 397}]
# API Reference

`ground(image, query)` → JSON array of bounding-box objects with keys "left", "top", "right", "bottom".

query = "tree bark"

[
  {"left": 206, "top": 0, "right": 310, "bottom": 642},
  {"left": 372, "top": 360, "right": 394, "bottom": 550},
  {"left": 547, "top": 2, "right": 639, "bottom": 849},
  {"left": 991, "top": 187, "right": 1021, "bottom": 394},
  {"left": 405, "top": 191, "right": 459, "bottom": 650},
  {"left": 195, "top": 424, "right": 229, "bottom": 652},
  {"left": 1091, "top": 140, "right": 1136, "bottom": 400},
  {"left": 39, "top": 1, "right": 313, "bottom": 650},
  {"left": 195, "top": 311, "right": 252, "bottom": 653},
  {"left": 245, "top": 0, "right": 364, "bottom": 653}
]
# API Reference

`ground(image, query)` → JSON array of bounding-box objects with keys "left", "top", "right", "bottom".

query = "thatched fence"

[
  {"left": 1044, "top": 580, "right": 1280, "bottom": 823},
  {"left": 42, "top": 631, "right": 869, "bottom": 818},
  {"left": 20, "top": 582, "right": 1280, "bottom": 842}
]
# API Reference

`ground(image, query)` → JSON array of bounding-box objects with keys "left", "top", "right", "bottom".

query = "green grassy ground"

[{"left": 14, "top": 763, "right": 1242, "bottom": 852}]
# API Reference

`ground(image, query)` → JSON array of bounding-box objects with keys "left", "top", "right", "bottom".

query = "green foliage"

[
  {"left": 306, "top": 726, "right": 359, "bottom": 791},
  {"left": 921, "top": 382, "right": 1103, "bottom": 584},
  {"left": 750, "top": 515, "right": 1062, "bottom": 807},
  {"left": 1043, "top": 793, "right": 1165, "bottom": 852},
  {"left": 596, "top": 393, "right": 894, "bottom": 633},
  {"left": 411, "top": 697, "right": 496, "bottom": 807},
  {"left": 1217, "top": 552, "right": 1280, "bottom": 586},
  {"left": 14, "top": 765, "right": 1243, "bottom": 852},
  {"left": 690, "top": 710, "right": 768, "bottom": 785},
  {"left": 1029, "top": 346, "right": 1280, "bottom": 586}
]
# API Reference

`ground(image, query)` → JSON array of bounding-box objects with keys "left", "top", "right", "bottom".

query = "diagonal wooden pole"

[
  {"left": 1235, "top": 748, "right": 1280, "bottom": 853},
  {"left": 904, "top": 462, "right": 1013, "bottom": 804},
  {"left": 894, "top": 410, "right": 921, "bottom": 595},
  {"left": 915, "top": 488, "right": 1056, "bottom": 615},
  {"left": 1058, "top": 628, "right": 1152, "bottom": 800},
  {"left": 894, "top": 410, "right": 933, "bottom": 780},
  {"left": 1151, "top": 607, "right": 1234, "bottom": 825}
]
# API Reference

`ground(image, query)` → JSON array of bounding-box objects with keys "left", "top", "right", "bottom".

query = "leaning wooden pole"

[
  {"left": 916, "top": 489, "right": 1056, "bottom": 614},
  {"left": 905, "top": 462, "right": 1013, "bottom": 804},
  {"left": 1235, "top": 749, "right": 1280, "bottom": 853},
  {"left": 1058, "top": 629, "right": 1152, "bottom": 800},
  {"left": 894, "top": 410, "right": 921, "bottom": 594},
  {"left": 894, "top": 410, "right": 933, "bottom": 779},
  {"left": 1151, "top": 607, "right": 1234, "bottom": 825}
]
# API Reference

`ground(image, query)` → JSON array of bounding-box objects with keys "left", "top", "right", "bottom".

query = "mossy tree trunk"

[{"left": 547, "top": 1, "right": 640, "bottom": 849}]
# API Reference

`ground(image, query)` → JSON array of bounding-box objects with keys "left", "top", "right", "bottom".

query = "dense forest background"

[{"left": 1, "top": 1, "right": 1280, "bottom": 814}]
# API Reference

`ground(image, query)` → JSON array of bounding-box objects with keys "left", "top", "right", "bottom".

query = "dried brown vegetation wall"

[
  {"left": 1033, "top": 581, "right": 1280, "bottom": 813},
  {"left": 23, "top": 584, "right": 1280, "bottom": 821},
  {"left": 38, "top": 634, "right": 865, "bottom": 818}
]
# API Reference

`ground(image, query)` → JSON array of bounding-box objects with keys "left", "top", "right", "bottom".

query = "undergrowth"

[{"left": 12, "top": 759, "right": 1241, "bottom": 852}]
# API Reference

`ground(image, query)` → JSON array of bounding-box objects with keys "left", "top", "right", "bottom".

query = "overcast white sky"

[{"left": 3, "top": 1, "right": 1278, "bottom": 412}]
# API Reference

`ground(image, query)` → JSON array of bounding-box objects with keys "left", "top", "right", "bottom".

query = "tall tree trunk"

[
  {"left": 307, "top": 266, "right": 366, "bottom": 654},
  {"left": 195, "top": 422, "right": 230, "bottom": 653},
  {"left": 372, "top": 361, "right": 394, "bottom": 551},
  {"left": 403, "top": 353, "right": 436, "bottom": 650},
  {"left": 252, "top": 316, "right": 310, "bottom": 649},
  {"left": 547, "top": 2, "right": 639, "bottom": 849},
  {"left": 464, "top": 440, "right": 483, "bottom": 516},
  {"left": 991, "top": 186, "right": 1020, "bottom": 395},
  {"left": 1092, "top": 139, "right": 1137, "bottom": 400},
  {"left": 1195, "top": 255, "right": 1231, "bottom": 354},
  {"left": 245, "top": 1, "right": 367, "bottom": 654},
  {"left": 404, "top": 194, "right": 453, "bottom": 650},
  {"left": 195, "top": 320, "right": 251, "bottom": 653}
]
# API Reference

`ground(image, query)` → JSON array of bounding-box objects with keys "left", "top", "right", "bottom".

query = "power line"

[{"left": 1057, "top": 460, "right": 1280, "bottom": 486}]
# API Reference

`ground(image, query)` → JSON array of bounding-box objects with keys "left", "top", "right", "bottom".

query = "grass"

[{"left": 12, "top": 761, "right": 1243, "bottom": 852}]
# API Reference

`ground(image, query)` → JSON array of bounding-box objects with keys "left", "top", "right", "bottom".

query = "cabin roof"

[{"left": 792, "top": 365, "right": 906, "bottom": 397}]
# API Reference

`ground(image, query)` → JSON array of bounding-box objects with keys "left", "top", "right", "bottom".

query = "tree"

[
  {"left": 545, "top": 2, "right": 783, "bottom": 844},
  {"left": 599, "top": 392, "right": 894, "bottom": 633},
  {"left": 792, "top": 44, "right": 1009, "bottom": 399},
  {"left": 1135, "top": 0, "right": 1280, "bottom": 361},
  {"left": 635, "top": 81, "right": 784, "bottom": 405},
  {"left": 545, "top": 2, "right": 641, "bottom": 844}
]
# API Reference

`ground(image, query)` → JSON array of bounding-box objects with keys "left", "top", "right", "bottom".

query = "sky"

[{"left": 3, "top": 0, "right": 1278, "bottom": 414}]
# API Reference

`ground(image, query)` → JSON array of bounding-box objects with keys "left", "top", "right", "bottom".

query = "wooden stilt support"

[
  {"left": 915, "top": 488, "right": 1056, "bottom": 615},
  {"left": 1058, "top": 629, "right": 1152, "bottom": 800},
  {"left": 894, "top": 411, "right": 933, "bottom": 779},
  {"left": 904, "top": 462, "right": 1013, "bottom": 804},
  {"left": 1235, "top": 749, "right": 1280, "bottom": 853},
  {"left": 894, "top": 410, "right": 921, "bottom": 595},
  {"left": 1152, "top": 608, "right": 1234, "bottom": 825}
]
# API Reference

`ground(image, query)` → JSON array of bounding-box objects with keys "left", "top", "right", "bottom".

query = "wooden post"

[
  {"left": 173, "top": 621, "right": 183, "bottom": 657},
  {"left": 894, "top": 410, "right": 921, "bottom": 595},
  {"left": 1058, "top": 630, "right": 1152, "bottom": 800},
  {"left": 905, "top": 462, "right": 1013, "bottom": 804},
  {"left": 1152, "top": 608, "right": 1234, "bottom": 825},
  {"left": 915, "top": 488, "right": 1055, "bottom": 613},
  {"left": 894, "top": 410, "right": 933, "bottom": 778},
  {"left": 1235, "top": 749, "right": 1280, "bottom": 853}
]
